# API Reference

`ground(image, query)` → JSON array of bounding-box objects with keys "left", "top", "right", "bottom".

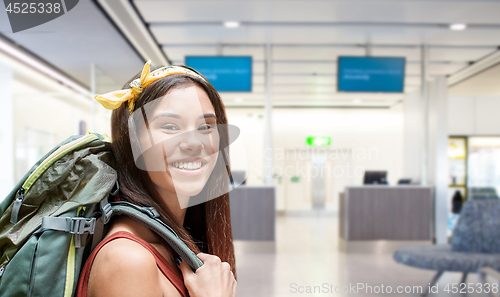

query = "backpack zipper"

[
  {"left": 10, "top": 188, "right": 25, "bottom": 223},
  {"left": 10, "top": 134, "right": 99, "bottom": 224}
]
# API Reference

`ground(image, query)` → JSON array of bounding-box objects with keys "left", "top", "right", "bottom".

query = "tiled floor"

[{"left": 234, "top": 216, "right": 496, "bottom": 297}]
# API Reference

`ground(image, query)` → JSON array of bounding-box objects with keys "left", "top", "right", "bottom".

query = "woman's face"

[{"left": 136, "top": 84, "right": 219, "bottom": 205}]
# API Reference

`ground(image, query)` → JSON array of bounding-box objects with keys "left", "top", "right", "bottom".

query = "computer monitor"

[
  {"left": 397, "top": 178, "right": 412, "bottom": 185},
  {"left": 363, "top": 171, "right": 388, "bottom": 185}
]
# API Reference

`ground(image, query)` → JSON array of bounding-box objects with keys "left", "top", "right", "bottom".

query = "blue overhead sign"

[
  {"left": 185, "top": 56, "right": 252, "bottom": 92},
  {"left": 337, "top": 57, "right": 405, "bottom": 93}
]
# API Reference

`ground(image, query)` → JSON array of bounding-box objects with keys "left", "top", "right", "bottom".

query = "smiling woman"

[
  {"left": 75, "top": 61, "right": 237, "bottom": 297},
  {"left": 133, "top": 85, "right": 222, "bottom": 208}
]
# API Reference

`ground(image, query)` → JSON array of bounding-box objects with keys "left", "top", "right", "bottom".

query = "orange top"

[{"left": 76, "top": 231, "right": 189, "bottom": 297}]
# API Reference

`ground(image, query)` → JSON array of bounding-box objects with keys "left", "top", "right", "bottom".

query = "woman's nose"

[{"left": 179, "top": 130, "right": 204, "bottom": 152}]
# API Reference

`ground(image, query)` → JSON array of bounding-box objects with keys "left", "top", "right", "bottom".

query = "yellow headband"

[{"left": 94, "top": 60, "right": 206, "bottom": 114}]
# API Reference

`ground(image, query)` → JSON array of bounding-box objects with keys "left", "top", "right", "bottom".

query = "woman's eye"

[
  {"left": 161, "top": 124, "right": 179, "bottom": 131},
  {"left": 198, "top": 124, "right": 213, "bottom": 131}
]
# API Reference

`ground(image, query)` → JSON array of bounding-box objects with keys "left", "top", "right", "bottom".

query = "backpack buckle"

[
  {"left": 66, "top": 217, "right": 96, "bottom": 248},
  {"left": 66, "top": 217, "right": 96, "bottom": 235}
]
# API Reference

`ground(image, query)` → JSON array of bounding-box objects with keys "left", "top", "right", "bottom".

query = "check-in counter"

[
  {"left": 339, "top": 186, "right": 434, "bottom": 241},
  {"left": 229, "top": 185, "right": 276, "bottom": 253}
]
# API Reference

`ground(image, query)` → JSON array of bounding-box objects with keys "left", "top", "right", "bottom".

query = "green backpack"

[{"left": 0, "top": 133, "right": 202, "bottom": 297}]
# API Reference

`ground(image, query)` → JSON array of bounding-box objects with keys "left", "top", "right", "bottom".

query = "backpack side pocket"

[{"left": 0, "top": 234, "right": 39, "bottom": 296}]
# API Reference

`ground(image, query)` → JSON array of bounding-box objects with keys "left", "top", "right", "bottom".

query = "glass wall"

[
  {"left": 447, "top": 137, "right": 467, "bottom": 236},
  {"left": 468, "top": 137, "right": 500, "bottom": 199}
]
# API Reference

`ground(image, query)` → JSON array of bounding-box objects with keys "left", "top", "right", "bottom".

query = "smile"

[
  {"left": 167, "top": 159, "right": 208, "bottom": 176},
  {"left": 169, "top": 161, "right": 202, "bottom": 170}
]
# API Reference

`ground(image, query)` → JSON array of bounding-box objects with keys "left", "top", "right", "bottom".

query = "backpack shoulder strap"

[{"left": 109, "top": 202, "right": 203, "bottom": 272}]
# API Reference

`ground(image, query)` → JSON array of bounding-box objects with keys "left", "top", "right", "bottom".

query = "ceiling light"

[
  {"left": 234, "top": 97, "right": 244, "bottom": 102},
  {"left": 449, "top": 23, "right": 467, "bottom": 31},
  {"left": 353, "top": 99, "right": 362, "bottom": 104},
  {"left": 224, "top": 21, "right": 240, "bottom": 28}
]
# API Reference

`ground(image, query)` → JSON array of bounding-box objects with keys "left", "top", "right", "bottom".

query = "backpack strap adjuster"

[
  {"left": 100, "top": 198, "right": 113, "bottom": 224},
  {"left": 141, "top": 207, "right": 160, "bottom": 219}
]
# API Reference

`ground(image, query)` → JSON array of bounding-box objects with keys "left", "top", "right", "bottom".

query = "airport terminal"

[{"left": 1, "top": 1, "right": 500, "bottom": 296}]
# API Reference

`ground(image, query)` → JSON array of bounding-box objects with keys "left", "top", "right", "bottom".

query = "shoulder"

[{"left": 87, "top": 235, "right": 162, "bottom": 297}]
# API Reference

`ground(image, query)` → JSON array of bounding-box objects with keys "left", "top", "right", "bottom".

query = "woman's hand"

[{"left": 178, "top": 253, "right": 237, "bottom": 297}]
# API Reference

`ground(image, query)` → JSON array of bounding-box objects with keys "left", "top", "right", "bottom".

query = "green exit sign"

[{"left": 306, "top": 136, "right": 331, "bottom": 146}]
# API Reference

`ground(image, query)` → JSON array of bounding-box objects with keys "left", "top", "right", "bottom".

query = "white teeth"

[{"left": 171, "top": 161, "right": 203, "bottom": 170}]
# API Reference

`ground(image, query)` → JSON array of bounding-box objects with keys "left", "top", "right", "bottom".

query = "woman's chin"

[
  {"left": 177, "top": 189, "right": 203, "bottom": 198},
  {"left": 171, "top": 180, "right": 207, "bottom": 198}
]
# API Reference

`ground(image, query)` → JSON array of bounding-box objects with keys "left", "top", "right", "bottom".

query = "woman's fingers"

[
  {"left": 182, "top": 253, "right": 237, "bottom": 297},
  {"left": 197, "top": 253, "right": 221, "bottom": 265},
  {"left": 178, "top": 259, "right": 196, "bottom": 281},
  {"left": 232, "top": 280, "right": 238, "bottom": 295},
  {"left": 196, "top": 253, "right": 211, "bottom": 262}
]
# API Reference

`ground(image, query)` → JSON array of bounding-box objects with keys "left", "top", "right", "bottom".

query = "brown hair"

[{"left": 110, "top": 65, "right": 236, "bottom": 277}]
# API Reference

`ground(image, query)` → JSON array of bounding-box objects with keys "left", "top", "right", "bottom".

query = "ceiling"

[
  {"left": 0, "top": 0, "right": 144, "bottom": 92},
  {"left": 1, "top": 0, "right": 500, "bottom": 107},
  {"left": 131, "top": 0, "right": 500, "bottom": 106}
]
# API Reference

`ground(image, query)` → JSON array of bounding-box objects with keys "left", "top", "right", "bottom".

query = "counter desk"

[
  {"left": 339, "top": 186, "right": 434, "bottom": 245},
  {"left": 229, "top": 185, "right": 276, "bottom": 253}
]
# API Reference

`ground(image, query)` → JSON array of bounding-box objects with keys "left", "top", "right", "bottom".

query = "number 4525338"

[
  {"left": 6, "top": 3, "right": 62, "bottom": 14},
  {"left": 444, "top": 283, "right": 498, "bottom": 294}
]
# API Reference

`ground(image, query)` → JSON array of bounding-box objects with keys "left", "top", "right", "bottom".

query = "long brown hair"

[{"left": 110, "top": 65, "right": 236, "bottom": 277}]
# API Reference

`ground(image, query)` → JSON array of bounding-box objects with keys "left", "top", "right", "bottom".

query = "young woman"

[{"left": 76, "top": 61, "right": 237, "bottom": 297}]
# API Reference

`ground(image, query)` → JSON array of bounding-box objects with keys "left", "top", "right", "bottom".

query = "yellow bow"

[{"left": 94, "top": 60, "right": 205, "bottom": 114}]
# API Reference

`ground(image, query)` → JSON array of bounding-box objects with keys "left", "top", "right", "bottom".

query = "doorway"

[{"left": 281, "top": 148, "right": 354, "bottom": 214}]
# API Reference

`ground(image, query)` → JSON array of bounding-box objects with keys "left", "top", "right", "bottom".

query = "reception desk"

[
  {"left": 339, "top": 186, "right": 434, "bottom": 241},
  {"left": 229, "top": 185, "right": 275, "bottom": 241},
  {"left": 229, "top": 185, "right": 276, "bottom": 253}
]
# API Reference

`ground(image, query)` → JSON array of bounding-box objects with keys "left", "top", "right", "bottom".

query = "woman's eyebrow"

[
  {"left": 151, "top": 113, "right": 216, "bottom": 121},
  {"left": 152, "top": 113, "right": 181, "bottom": 121},
  {"left": 200, "top": 113, "right": 216, "bottom": 119}
]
